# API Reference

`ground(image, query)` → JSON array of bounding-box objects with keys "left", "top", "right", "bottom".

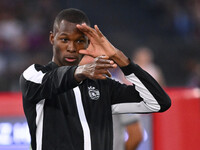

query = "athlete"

[{"left": 19, "top": 8, "right": 171, "bottom": 150}]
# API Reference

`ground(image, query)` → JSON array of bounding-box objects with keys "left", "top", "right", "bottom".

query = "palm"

[{"left": 86, "top": 36, "right": 109, "bottom": 57}]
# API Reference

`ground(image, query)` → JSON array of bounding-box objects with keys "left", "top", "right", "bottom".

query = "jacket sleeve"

[
  {"left": 19, "top": 64, "right": 79, "bottom": 103},
  {"left": 111, "top": 62, "right": 171, "bottom": 114}
]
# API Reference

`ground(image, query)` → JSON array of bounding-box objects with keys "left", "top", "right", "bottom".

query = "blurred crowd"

[
  {"left": 0, "top": 0, "right": 200, "bottom": 91},
  {"left": 0, "top": 0, "right": 63, "bottom": 90},
  {"left": 156, "top": 0, "right": 200, "bottom": 38}
]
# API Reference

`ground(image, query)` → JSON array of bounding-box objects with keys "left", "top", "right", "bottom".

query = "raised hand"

[
  {"left": 74, "top": 55, "right": 117, "bottom": 82},
  {"left": 76, "top": 23, "right": 117, "bottom": 58}
]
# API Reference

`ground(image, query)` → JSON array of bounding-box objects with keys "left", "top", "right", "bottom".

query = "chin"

[{"left": 63, "top": 61, "right": 79, "bottom": 66}]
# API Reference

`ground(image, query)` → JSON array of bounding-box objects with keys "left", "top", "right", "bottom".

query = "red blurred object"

[
  {"left": 0, "top": 88, "right": 200, "bottom": 149},
  {"left": 153, "top": 87, "right": 200, "bottom": 150},
  {"left": 0, "top": 92, "right": 24, "bottom": 117}
]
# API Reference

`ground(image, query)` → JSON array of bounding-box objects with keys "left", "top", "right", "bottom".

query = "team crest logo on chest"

[{"left": 88, "top": 86, "right": 100, "bottom": 100}]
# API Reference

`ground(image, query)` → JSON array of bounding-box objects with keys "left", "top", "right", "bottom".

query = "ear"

[{"left": 49, "top": 31, "right": 54, "bottom": 45}]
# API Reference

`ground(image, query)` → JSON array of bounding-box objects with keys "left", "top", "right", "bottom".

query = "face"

[{"left": 50, "top": 20, "right": 89, "bottom": 66}]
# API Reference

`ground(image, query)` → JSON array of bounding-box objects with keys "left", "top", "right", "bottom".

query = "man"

[
  {"left": 19, "top": 8, "right": 171, "bottom": 150},
  {"left": 111, "top": 68, "right": 143, "bottom": 150},
  {"left": 113, "top": 114, "right": 143, "bottom": 150}
]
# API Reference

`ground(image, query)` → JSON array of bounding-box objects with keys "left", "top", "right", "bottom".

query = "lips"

[{"left": 64, "top": 56, "right": 77, "bottom": 62}]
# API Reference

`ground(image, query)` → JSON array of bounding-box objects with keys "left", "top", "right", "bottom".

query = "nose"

[{"left": 67, "top": 42, "right": 76, "bottom": 53}]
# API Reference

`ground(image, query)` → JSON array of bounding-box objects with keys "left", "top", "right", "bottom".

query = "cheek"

[
  {"left": 54, "top": 44, "right": 64, "bottom": 58},
  {"left": 54, "top": 41, "right": 66, "bottom": 51},
  {"left": 76, "top": 44, "right": 88, "bottom": 55},
  {"left": 78, "top": 42, "right": 88, "bottom": 49}
]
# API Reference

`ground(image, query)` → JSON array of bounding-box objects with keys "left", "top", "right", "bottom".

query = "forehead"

[{"left": 57, "top": 20, "right": 83, "bottom": 35}]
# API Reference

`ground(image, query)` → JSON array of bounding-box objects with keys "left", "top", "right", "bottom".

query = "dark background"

[{"left": 0, "top": 0, "right": 200, "bottom": 91}]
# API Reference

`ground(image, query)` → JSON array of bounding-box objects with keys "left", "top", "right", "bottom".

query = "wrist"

[
  {"left": 109, "top": 48, "right": 118, "bottom": 58},
  {"left": 110, "top": 49, "right": 130, "bottom": 67},
  {"left": 74, "top": 65, "right": 86, "bottom": 83}
]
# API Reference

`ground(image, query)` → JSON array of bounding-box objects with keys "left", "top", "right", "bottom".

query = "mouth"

[{"left": 64, "top": 56, "right": 77, "bottom": 62}]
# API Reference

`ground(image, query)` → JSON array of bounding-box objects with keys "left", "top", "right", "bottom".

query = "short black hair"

[{"left": 53, "top": 8, "right": 90, "bottom": 34}]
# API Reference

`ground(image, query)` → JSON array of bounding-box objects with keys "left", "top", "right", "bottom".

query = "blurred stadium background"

[{"left": 0, "top": 0, "right": 199, "bottom": 150}]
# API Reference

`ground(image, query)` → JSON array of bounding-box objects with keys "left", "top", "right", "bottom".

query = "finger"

[
  {"left": 96, "top": 57, "right": 115, "bottom": 64},
  {"left": 79, "top": 49, "right": 90, "bottom": 55},
  {"left": 105, "top": 70, "right": 112, "bottom": 77},
  {"left": 96, "top": 58, "right": 111, "bottom": 64},
  {"left": 94, "top": 25, "right": 104, "bottom": 37},
  {"left": 98, "top": 75, "right": 107, "bottom": 80},
  {"left": 77, "top": 24, "right": 96, "bottom": 37},
  {"left": 76, "top": 24, "right": 88, "bottom": 32},
  {"left": 82, "top": 24, "right": 96, "bottom": 34},
  {"left": 96, "top": 64, "right": 117, "bottom": 69},
  {"left": 98, "top": 55, "right": 109, "bottom": 60},
  {"left": 77, "top": 26, "right": 93, "bottom": 39},
  {"left": 76, "top": 24, "right": 93, "bottom": 39},
  {"left": 112, "top": 63, "right": 117, "bottom": 68},
  {"left": 98, "top": 70, "right": 112, "bottom": 78},
  {"left": 95, "top": 74, "right": 107, "bottom": 80},
  {"left": 95, "top": 57, "right": 117, "bottom": 68}
]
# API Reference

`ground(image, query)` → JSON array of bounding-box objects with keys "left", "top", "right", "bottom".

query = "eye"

[
  {"left": 77, "top": 39, "right": 85, "bottom": 44},
  {"left": 61, "top": 38, "right": 68, "bottom": 42}
]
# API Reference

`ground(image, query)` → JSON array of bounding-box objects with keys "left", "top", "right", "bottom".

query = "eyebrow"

[
  {"left": 59, "top": 33, "right": 69, "bottom": 36},
  {"left": 59, "top": 33, "right": 87, "bottom": 39}
]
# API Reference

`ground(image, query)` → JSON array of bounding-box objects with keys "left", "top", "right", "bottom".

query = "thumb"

[{"left": 79, "top": 49, "right": 90, "bottom": 55}]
